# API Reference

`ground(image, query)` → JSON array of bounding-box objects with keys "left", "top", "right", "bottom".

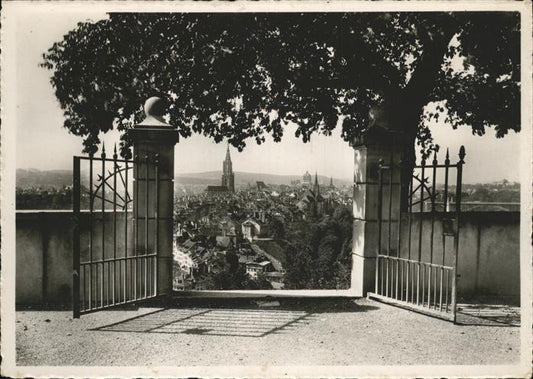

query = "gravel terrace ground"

[{"left": 15, "top": 298, "right": 520, "bottom": 366}]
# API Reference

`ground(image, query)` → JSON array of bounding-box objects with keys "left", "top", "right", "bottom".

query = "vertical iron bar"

[
  {"left": 404, "top": 260, "right": 408, "bottom": 302},
  {"left": 406, "top": 173, "right": 413, "bottom": 303},
  {"left": 395, "top": 160, "right": 401, "bottom": 300},
  {"left": 415, "top": 261, "right": 419, "bottom": 305},
  {"left": 439, "top": 266, "right": 444, "bottom": 311},
  {"left": 391, "top": 260, "right": 394, "bottom": 299},
  {"left": 145, "top": 154, "right": 149, "bottom": 298},
  {"left": 440, "top": 149, "right": 450, "bottom": 312},
  {"left": 430, "top": 151, "right": 437, "bottom": 263},
  {"left": 385, "top": 255, "right": 389, "bottom": 297},
  {"left": 426, "top": 265, "right": 430, "bottom": 308},
  {"left": 396, "top": 259, "right": 405, "bottom": 300},
  {"left": 408, "top": 261, "right": 411, "bottom": 303},
  {"left": 407, "top": 261, "right": 410, "bottom": 303},
  {"left": 428, "top": 152, "right": 437, "bottom": 307},
  {"left": 442, "top": 149, "right": 450, "bottom": 265},
  {"left": 416, "top": 159, "right": 426, "bottom": 306},
  {"left": 72, "top": 157, "right": 81, "bottom": 318},
  {"left": 439, "top": 267, "right": 443, "bottom": 311},
  {"left": 404, "top": 261, "right": 407, "bottom": 302},
  {"left": 82, "top": 266, "right": 86, "bottom": 312},
  {"left": 429, "top": 266, "right": 432, "bottom": 308},
  {"left": 409, "top": 263, "right": 412, "bottom": 303},
  {"left": 95, "top": 264, "right": 99, "bottom": 309},
  {"left": 433, "top": 265, "right": 437, "bottom": 309},
  {"left": 426, "top": 265, "right": 430, "bottom": 307},
  {"left": 388, "top": 161, "right": 393, "bottom": 253},
  {"left": 421, "top": 264, "right": 425, "bottom": 307},
  {"left": 407, "top": 174, "right": 413, "bottom": 260},
  {"left": 425, "top": 266, "right": 430, "bottom": 307},
  {"left": 134, "top": 155, "right": 138, "bottom": 300},
  {"left": 400, "top": 259, "right": 404, "bottom": 301},
  {"left": 407, "top": 261, "right": 410, "bottom": 302},
  {"left": 101, "top": 146, "right": 106, "bottom": 308},
  {"left": 405, "top": 261, "right": 413, "bottom": 302},
  {"left": 112, "top": 146, "right": 117, "bottom": 305},
  {"left": 124, "top": 160, "right": 128, "bottom": 302},
  {"left": 386, "top": 163, "right": 393, "bottom": 297},
  {"left": 376, "top": 160, "right": 384, "bottom": 295},
  {"left": 451, "top": 146, "right": 465, "bottom": 323},
  {"left": 443, "top": 148, "right": 450, "bottom": 212},
  {"left": 155, "top": 154, "right": 160, "bottom": 296},
  {"left": 416, "top": 168, "right": 426, "bottom": 305},
  {"left": 375, "top": 257, "right": 379, "bottom": 295},
  {"left": 444, "top": 269, "right": 450, "bottom": 313},
  {"left": 412, "top": 261, "right": 416, "bottom": 304},
  {"left": 88, "top": 154, "right": 94, "bottom": 309}
]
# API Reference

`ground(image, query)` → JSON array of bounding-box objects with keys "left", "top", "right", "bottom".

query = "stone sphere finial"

[
  {"left": 144, "top": 97, "right": 165, "bottom": 117},
  {"left": 137, "top": 96, "right": 171, "bottom": 127}
]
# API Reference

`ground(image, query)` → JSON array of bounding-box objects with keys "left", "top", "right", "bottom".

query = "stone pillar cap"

[{"left": 136, "top": 97, "right": 173, "bottom": 128}]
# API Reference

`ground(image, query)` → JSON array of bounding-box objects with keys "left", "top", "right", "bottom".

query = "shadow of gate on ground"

[{"left": 90, "top": 297, "right": 379, "bottom": 337}]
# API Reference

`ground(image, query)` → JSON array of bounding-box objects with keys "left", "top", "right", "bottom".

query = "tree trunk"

[{"left": 383, "top": 21, "right": 458, "bottom": 210}]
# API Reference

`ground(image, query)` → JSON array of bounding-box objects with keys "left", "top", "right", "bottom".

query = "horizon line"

[{"left": 15, "top": 167, "right": 521, "bottom": 185}]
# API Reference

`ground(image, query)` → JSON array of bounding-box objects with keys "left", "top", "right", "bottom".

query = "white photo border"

[{"left": 1, "top": 1, "right": 532, "bottom": 378}]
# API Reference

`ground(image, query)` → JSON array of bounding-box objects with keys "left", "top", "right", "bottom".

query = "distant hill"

[
  {"left": 16, "top": 168, "right": 517, "bottom": 190},
  {"left": 16, "top": 168, "right": 351, "bottom": 189},
  {"left": 176, "top": 171, "right": 351, "bottom": 186},
  {"left": 175, "top": 175, "right": 220, "bottom": 185},
  {"left": 17, "top": 168, "right": 73, "bottom": 189}
]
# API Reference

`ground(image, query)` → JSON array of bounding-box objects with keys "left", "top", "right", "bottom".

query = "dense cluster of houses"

[{"left": 172, "top": 176, "right": 352, "bottom": 290}]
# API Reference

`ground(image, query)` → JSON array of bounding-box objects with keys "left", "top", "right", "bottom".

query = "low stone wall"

[
  {"left": 456, "top": 212, "right": 520, "bottom": 303},
  {"left": 16, "top": 210, "right": 520, "bottom": 306},
  {"left": 17, "top": 211, "right": 73, "bottom": 305},
  {"left": 16, "top": 210, "right": 133, "bottom": 306},
  {"left": 388, "top": 211, "right": 520, "bottom": 303}
]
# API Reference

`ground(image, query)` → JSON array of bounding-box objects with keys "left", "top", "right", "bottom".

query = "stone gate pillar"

[
  {"left": 351, "top": 112, "right": 406, "bottom": 296},
  {"left": 129, "top": 97, "right": 178, "bottom": 296}
]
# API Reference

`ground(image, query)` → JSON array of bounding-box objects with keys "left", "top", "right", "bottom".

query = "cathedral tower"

[{"left": 221, "top": 144, "right": 235, "bottom": 192}]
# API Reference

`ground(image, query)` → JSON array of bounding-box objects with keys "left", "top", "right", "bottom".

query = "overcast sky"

[{"left": 14, "top": 10, "right": 522, "bottom": 183}]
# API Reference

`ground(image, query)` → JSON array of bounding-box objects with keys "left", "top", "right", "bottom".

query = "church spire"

[
  {"left": 314, "top": 172, "right": 320, "bottom": 196},
  {"left": 222, "top": 143, "right": 235, "bottom": 192},
  {"left": 225, "top": 143, "right": 232, "bottom": 162}
]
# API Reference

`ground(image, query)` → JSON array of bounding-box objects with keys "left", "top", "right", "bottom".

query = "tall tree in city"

[{"left": 41, "top": 12, "right": 520, "bottom": 169}]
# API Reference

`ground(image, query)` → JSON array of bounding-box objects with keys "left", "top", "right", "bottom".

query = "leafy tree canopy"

[{"left": 41, "top": 12, "right": 520, "bottom": 157}]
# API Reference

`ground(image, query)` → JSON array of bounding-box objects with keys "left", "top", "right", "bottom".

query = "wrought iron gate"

[
  {"left": 72, "top": 146, "right": 161, "bottom": 317},
  {"left": 368, "top": 146, "right": 465, "bottom": 322}
]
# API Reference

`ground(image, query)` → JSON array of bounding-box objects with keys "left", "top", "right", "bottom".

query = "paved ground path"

[{"left": 15, "top": 298, "right": 519, "bottom": 366}]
